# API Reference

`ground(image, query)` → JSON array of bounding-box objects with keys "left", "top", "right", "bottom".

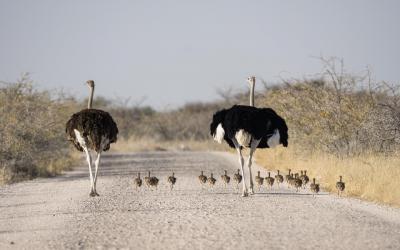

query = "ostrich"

[
  {"left": 168, "top": 172, "right": 177, "bottom": 190},
  {"left": 134, "top": 173, "right": 143, "bottom": 190},
  {"left": 208, "top": 173, "right": 217, "bottom": 188},
  {"left": 265, "top": 172, "right": 275, "bottom": 189},
  {"left": 275, "top": 170, "right": 284, "bottom": 187},
  {"left": 336, "top": 176, "right": 345, "bottom": 196},
  {"left": 198, "top": 171, "right": 207, "bottom": 186},
  {"left": 145, "top": 171, "right": 159, "bottom": 190},
  {"left": 210, "top": 77, "right": 288, "bottom": 197},
  {"left": 255, "top": 171, "right": 264, "bottom": 191},
  {"left": 293, "top": 173, "right": 302, "bottom": 192},
  {"left": 66, "top": 80, "right": 118, "bottom": 197},
  {"left": 233, "top": 169, "right": 242, "bottom": 187},
  {"left": 300, "top": 170, "right": 309, "bottom": 188},
  {"left": 286, "top": 169, "right": 293, "bottom": 188},
  {"left": 221, "top": 170, "right": 231, "bottom": 187},
  {"left": 310, "top": 178, "right": 320, "bottom": 196}
]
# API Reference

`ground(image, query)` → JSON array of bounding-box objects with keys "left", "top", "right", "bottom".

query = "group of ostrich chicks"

[
  {"left": 133, "top": 169, "right": 346, "bottom": 196},
  {"left": 133, "top": 171, "right": 177, "bottom": 190},
  {"left": 199, "top": 169, "right": 346, "bottom": 196}
]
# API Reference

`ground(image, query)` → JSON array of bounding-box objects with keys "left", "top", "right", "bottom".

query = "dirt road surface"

[{"left": 1, "top": 151, "right": 400, "bottom": 249}]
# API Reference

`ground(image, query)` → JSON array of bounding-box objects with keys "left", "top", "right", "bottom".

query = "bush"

[
  {"left": 258, "top": 57, "right": 400, "bottom": 156},
  {"left": 0, "top": 76, "right": 76, "bottom": 183}
]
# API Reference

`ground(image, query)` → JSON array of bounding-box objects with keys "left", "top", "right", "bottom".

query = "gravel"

[{"left": 1, "top": 151, "right": 399, "bottom": 250}]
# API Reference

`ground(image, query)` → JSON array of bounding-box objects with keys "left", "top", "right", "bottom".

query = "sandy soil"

[{"left": 0, "top": 151, "right": 400, "bottom": 250}]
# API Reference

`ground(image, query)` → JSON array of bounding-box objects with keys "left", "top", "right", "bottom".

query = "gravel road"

[{"left": 1, "top": 151, "right": 400, "bottom": 250}]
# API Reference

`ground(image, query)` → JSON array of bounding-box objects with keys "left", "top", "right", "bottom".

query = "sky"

[{"left": 0, "top": 0, "right": 399, "bottom": 108}]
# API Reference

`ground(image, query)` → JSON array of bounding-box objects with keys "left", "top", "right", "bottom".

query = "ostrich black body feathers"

[
  {"left": 66, "top": 109, "right": 118, "bottom": 152},
  {"left": 210, "top": 105, "right": 288, "bottom": 148}
]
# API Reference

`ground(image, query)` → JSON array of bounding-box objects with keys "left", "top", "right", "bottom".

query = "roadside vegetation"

[
  {"left": 0, "top": 75, "right": 78, "bottom": 184},
  {"left": 254, "top": 57, "right": 400, "bottom": 207},
  {"left": 1, "top": 58, "right": 399, "bottom": 207}
]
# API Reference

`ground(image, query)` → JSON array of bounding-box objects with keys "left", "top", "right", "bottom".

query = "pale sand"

[{"left": 0, "top": 151, "right": 399, "bottom": 249}]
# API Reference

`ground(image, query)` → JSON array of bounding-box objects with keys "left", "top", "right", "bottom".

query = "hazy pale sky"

[{"left": 0, "top": 0, "right": 399, "bottom": 108}]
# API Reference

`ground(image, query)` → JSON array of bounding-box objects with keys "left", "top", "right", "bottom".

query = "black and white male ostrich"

[
  {"left": 66, "top": 80, "right": 118, "bottom": 197},
  {"left": 210, "top": 77, "right": 288, "bottom": 197}
]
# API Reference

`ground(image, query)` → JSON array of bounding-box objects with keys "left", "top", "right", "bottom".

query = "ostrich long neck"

[
  {"left": 249, "top": 81, "right": 255, "bottom": 107},
  {"left": 88, "top": 86, "right": 94, "bottom": 109}
]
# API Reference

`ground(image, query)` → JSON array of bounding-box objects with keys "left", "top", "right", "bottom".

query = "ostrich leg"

[
  {"left": 247, "top": 139, "right": 261, "bottom": 195},
  {"left": 233, "top": 140, "right": 247, "bottom": 197},
  {"left": 93, "top": 151, "right": 102, "bottom": 196},
  {"left": 83, "top": 148, "right": 95, "bottom": 197}
]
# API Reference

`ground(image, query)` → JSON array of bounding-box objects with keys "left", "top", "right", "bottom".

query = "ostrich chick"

[
  {"left": 310, "top": 178, "right": 320, "bottom": 195},
  {"left": 221, "top": 170, "right": 231, "bottom": 187},
  {"left": 293, "top": 173, "right": 303, "bottom": 192},
  {"left": 198, "top": 171, "right": 207, "bottom": 186},
  {"left": 208, "top": 173, "right": 217, "bottom": 188},
  {"left": 168, "top": 172, "right": 177, "bottom": 190},
  {"left": 336, "top": 176, "right": 345, "bottom": 196},
  {"left": 285, "top": 169, "right": 293, "bottom": 187},
  {"left": 233, "top": 169, "right": 242, "bottom": 185},
  {"left": 255, "top": 171, "right": 264, "bottom": 190},
  {"left": 265, "top": 172, "right": 275, "bottom": 189},
  {"left": 275, "top": 170, "right": 284, "bottom": 187},
  {"left": 134, "top": 173, "right": 142, "bottom": 190},
  {"left": 300, "top": 170, "right": 310, "bottom": 188}
]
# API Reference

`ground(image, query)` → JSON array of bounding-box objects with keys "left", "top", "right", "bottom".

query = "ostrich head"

[
  {"left": 247, "top": 76, "right": 256, "bottom": 85},
  {"left": 86, "top": 80, "right": 95, "bottom": 88}
]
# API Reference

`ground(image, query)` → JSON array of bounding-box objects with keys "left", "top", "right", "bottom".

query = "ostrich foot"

[
  {"left": 249, "top": 187, "right": 255, "bottom": 195},
  {"left": 90, "top": 190, "right": 100, "bottom": 197},
  {"left": 242, "top": 187, "right": 249, "bottom": 197}
]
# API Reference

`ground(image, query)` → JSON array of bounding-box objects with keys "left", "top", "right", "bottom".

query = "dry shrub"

[
  {"left": 258, "top": 57, "right": 400, "bottom": 156},
  {"left": 0, "top": 75, "right": 77, "bottom": 184},
  {"left": 133, "top": 102, "right": 223, "bottom": 141}
]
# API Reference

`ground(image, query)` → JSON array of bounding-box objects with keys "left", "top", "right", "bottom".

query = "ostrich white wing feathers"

[
  {"left": 213, "top": 123, "right": 225, "bottom": 143},
  {"left": 74, "top": 129, "right": 86, "bottom": 148},
  {"left": 267, "top": 129, "right": 280, "bottom": 148}
]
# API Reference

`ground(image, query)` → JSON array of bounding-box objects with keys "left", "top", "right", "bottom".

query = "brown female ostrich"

[{"left": 66, "top": 80, "right": 118, "bottom": 197}]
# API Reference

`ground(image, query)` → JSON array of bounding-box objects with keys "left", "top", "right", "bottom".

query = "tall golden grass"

[{"left": 255, "top": 145, "right": 400, "bottom": 207}]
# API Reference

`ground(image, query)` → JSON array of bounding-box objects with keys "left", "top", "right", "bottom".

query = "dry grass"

[
  {"left": 255, "top": 146, "right": 400, "bottom": 207},
  {"left": 110, "top": 137, "right": 226, "bottom": 153}
]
